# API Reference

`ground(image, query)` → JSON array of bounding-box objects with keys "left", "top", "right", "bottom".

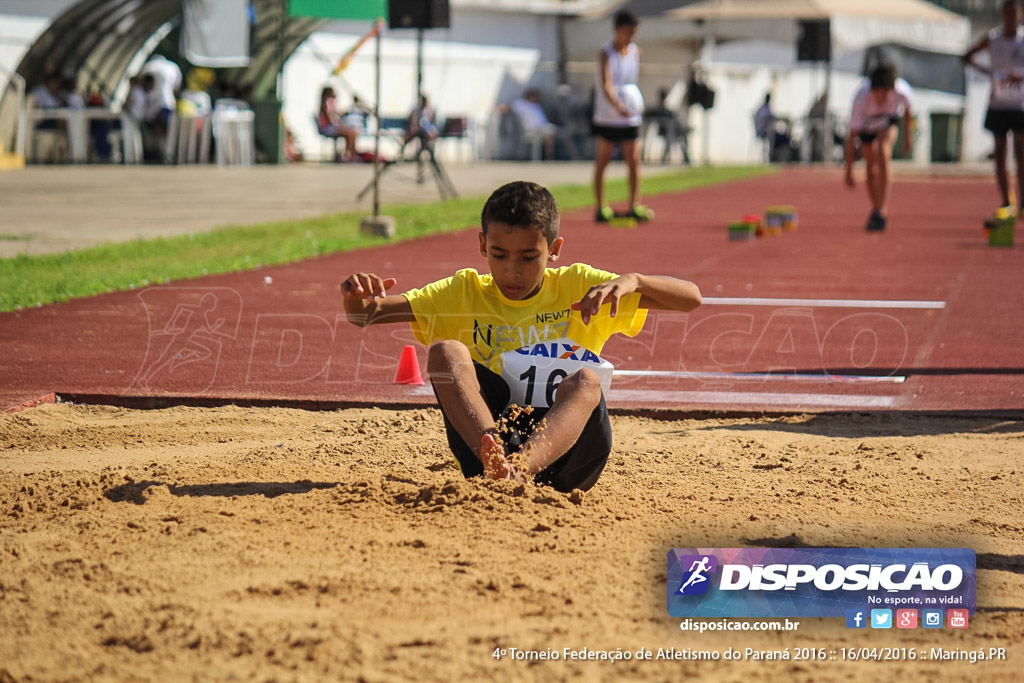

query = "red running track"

[{"left": 2, "top": 168, "right": 1021, "bottom": 414}]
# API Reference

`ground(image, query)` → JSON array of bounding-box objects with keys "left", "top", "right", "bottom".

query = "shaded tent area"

[
  {"left": 0, "top": 0, "right": 330, "bottom": 163},
  {"left": 11, "top": 0, "right": 326, "bottom": 103}
]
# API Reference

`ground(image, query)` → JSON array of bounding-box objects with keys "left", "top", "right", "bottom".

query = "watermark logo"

[
  {"left": 896, "top": 609, "right": 918, "bottom": 629},
  {"left": 667, "top": 548, "right": 975, "bottom": 620},
  {"left": 947, "top": 609, "right": 969, "bottom": 629},
  {"left": 133, "top": 288, "right": 243, "bottom": 393},
  {"left": 676, "top": 555, "right": 718, "bottom": 596},
  {"left": 922, "top": 609, "right": 943, "bottom": 628},
  {"left": 871, "top": 609, "right": 893, "bottom": 629}
]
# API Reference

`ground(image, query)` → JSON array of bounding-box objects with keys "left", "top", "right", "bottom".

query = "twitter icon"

[{"left": 871, "top": 609, "right": 892, "bottom": 629}]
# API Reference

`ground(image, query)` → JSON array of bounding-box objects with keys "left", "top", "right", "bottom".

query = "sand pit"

[{"left": 1, "top": 404, "right": 1021, "bottom": 681}]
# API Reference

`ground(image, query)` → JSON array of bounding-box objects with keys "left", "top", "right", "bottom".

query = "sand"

[{"left": 1, "top": 403, "right": 1021, "bottom": 682}]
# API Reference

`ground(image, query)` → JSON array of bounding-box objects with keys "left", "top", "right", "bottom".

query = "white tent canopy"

[{"left": 666, "top": 0, "right": 971, "bottom": 56}]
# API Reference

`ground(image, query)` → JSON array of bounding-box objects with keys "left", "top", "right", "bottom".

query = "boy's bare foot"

[{"left": 480, "top": 432, "right": 523, "bottom": 482}]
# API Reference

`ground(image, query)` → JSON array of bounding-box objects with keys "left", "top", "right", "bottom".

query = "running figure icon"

[{"left": 678, "top": 556, "right": 712, "bottom": 593}]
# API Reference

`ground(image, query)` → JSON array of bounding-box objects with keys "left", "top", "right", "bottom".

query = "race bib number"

[{"left": 501, "top": 337, "right": 614, "bottom": 408}]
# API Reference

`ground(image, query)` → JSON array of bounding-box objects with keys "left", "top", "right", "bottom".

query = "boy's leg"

[
  {"left": 875, "top": 125, "right": 897, "bottom": 216},
  {"left": 427, "top": 340, "right": 500, "bottom": 464},
  {"left": 621, "top": 138, "right": 642, "bottom": 207},
  {"left": 861, "top": 141, "right": 882, "bottom": 212},
  {"left": 994, "top": 131, "right": 1011, "bottom": 207},
  {"left": 593, "top": 137, "right": 614, "bottom": 210},
  {"left": 520, "top": 368, "right": 603, "bottom": 477},
  {"left": 1012, "top": 131, "right": 1024, "bottom": 214}
]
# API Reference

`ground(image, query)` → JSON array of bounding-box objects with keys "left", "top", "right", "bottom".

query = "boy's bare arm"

[
  {"left": 340, "top": 272, "right": 415, "bottom": 327},
  {"left": 573, "top": 273, "right": 701, "bottom": 324},
  {"left": 962, "top": 35, "right": 991, "bottom": 75},
  {"left": 598, "top": 50, "right": 630, "bottom": 117}
]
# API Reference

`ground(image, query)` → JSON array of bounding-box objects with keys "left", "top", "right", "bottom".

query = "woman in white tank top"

[
  {"left": 592, "top": 10, "right": 654, "bottom": 224},
  {"left": 964, "top": 0, "right": 1024, "bottom": 214}
]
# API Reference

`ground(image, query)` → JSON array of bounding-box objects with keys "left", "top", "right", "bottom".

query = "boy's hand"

[
  {"left": 572, "top": 274, "right": 639, "bottom": 324},
  {"left": 340, "top": 273, "right": 396, "bottom": 301}
]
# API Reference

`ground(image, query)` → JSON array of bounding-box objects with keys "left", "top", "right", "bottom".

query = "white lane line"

[
  {"left": 407, "top": 384, "right": 899, "bottom": 408},
  {"left": 607, "top": 389, "right": 899, "bottom": 409},
  {"left": 613, "top": 370, "right": 906, "bottom": 384},
  {"left": 702, "top": 297, "right": 946, "bottom": 309}
]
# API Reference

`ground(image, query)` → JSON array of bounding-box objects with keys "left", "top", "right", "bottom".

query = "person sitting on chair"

[
  {"left": 512, "top": 88, "right": 557, "bottom": 160},
  {"left": 643, "top": 87, "right": 689, "bottom": 164},
  {"left": 318, "top": 86, "right": 358, "bottom": 162},
  {"left": 406, "top": 93, "right": 439, "bottom": 146}
]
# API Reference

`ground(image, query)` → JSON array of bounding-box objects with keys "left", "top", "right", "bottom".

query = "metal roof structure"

[{"left": 11, "top": 0, "right": 326, "bottom": 99}]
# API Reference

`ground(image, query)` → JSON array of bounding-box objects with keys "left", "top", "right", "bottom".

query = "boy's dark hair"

[
  {"left": 869, "top": 63, "right": 897, "bottom": 90},
  {"left": 481, "top": 181, "right": 560, "bottom": 245},
  {"left": 614, "top": 9, "right": 639, "bottom": 28}
]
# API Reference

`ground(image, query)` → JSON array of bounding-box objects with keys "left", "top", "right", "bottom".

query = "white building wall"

[
  {"left": 695, "top": 42, "right": 979, "bottom": 165},
  {"left": 283, "top": 10, "right": 564, "bottom": 160}
]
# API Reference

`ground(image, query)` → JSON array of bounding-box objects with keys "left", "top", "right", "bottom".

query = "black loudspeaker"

[
  {"left": 797, "top": 20, "right": 831, "bottom": 62},
  {"left": 388, "top": 0, "right": 450, "bottom": 29}
]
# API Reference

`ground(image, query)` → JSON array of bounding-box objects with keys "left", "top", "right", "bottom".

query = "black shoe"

[{"left": 866, "top": 211, "right": 886, "bottom": 232}]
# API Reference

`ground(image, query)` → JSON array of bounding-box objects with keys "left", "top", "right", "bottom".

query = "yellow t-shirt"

[{"left": 402, "top": 263, "right": 647, "bottom": 373}]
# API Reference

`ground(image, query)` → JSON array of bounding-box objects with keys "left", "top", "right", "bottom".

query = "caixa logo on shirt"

[
  {"left": 667, "top": 548, "right": 976, "bottom": 619},
  {"left": 511, "top": 341, "right": 601, "bottom": 363}
]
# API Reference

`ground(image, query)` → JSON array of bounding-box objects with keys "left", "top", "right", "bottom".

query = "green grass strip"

[{"left": 0, "top": 165, "right": 770, "bottom": 311}]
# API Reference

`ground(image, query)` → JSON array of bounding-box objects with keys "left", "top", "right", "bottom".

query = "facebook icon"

[{"left": 845, "top": 609, "right": 867, "bottom": 629}]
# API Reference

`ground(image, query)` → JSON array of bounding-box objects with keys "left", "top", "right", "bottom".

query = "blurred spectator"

[
  {"left": 344, "top": 96, "right": 372, "bottom": 132},
  {"left": 512, "top": 88, "right": 556, "bottom": 160},
  {"left": 285, "top": 126, "right": 304, "bottom": 162},
  {"left": 406, "top": 93, "right": 439, "bottom": 144},
  {"left": 142, "top": 54, "right": 182, "bottom": 134},
  {"left": 318, "top": 86, "right": 358, "bottom": 162},
  {"left": 754, "top": 92, "right": 792, "bottom": 162},
  {"left": 754, "top": 93, "right": 774, "bottom": 140},
  {"left": 644, "top": 87, "right": 690, "bottom": 164},
  {"left": 59, "top": 75, "right": 85, "bottom": 109},
  {"left": 30, "top": 73, "right": 63, "bottom": 111},
  {"left": 125, "top": 76, "right": 147, "bottom": 120},
  {"left": 180, "top": 68, "right": 214, "bottom": 117}
]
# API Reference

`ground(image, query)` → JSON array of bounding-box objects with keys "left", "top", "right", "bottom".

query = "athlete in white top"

[
  {"left": 592, "top": 10, "right": 653, "bottom": 224},
  {"left": 844, "top": 64, "right": 914, "bottom": 232},
  {"left": 964, "top": 0, "right": 1024, "bottom": 214}
]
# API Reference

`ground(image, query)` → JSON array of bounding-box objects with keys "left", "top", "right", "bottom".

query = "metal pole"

[
  {"left": 416, "top": 28, "right": 424, "bottom": 100},
  {"left": 416, "top": 27, "right": 424, "bottom": 183},
  {"left": 373, "top": 20, "right": 382, "bottom": 218}
]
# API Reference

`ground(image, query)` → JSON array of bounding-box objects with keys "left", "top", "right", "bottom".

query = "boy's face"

[
  {"left": 614, "top": 25, "right": 638, "bottom": 45},
  {"left": 479, "top": 223, "right": 563, "bottom": 300},
  {"left": 1004, "top": 2, "right": 1022, "bottom": 28}
]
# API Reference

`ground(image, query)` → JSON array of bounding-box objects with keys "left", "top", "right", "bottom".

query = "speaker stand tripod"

[{"left": 358, "top": 132, "right": 457, "bottom": 202}]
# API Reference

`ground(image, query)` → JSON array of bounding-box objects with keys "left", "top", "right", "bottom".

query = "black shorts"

[
  {"left": 857, "top": 117, "right": 899, "bottom": 144},
  {"left": 984, "top": 108, "right": 1024, "bottom": 135},
  {"left": 432, "top": 362, "right": 612, "bottom": 492},
  {"left": 592, "top": 124, "right": 640, "bottom": 142}
]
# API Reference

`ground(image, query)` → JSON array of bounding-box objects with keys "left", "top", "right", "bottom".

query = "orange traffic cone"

[{"left": 394, "top": 345, "right": 424, "bottom": 385}]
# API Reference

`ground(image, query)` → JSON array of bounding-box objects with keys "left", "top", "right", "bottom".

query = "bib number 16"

[{"left": 519, "top": 365, "right": 568, "bottom": 406}]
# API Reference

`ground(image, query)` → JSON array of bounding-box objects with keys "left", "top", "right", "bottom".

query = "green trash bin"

[
  {"left": 252, "top": 96, "right": 284, "bottom": 164},
  {"left": 930, "top": 112, "right": 963, "bottom": 163}
]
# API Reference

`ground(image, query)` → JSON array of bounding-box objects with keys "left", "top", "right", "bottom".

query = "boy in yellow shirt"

[{"left": 341, "top": 181, "right": 701, "bottom": 491}]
